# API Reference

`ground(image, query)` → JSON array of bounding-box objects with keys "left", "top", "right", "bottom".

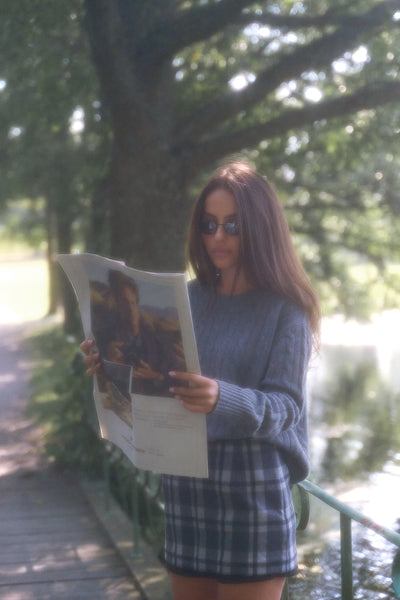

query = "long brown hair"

[{"left": 187, "top": 162, "right": 320, "bottom": 341}]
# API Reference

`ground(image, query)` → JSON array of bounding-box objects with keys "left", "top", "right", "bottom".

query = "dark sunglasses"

[{"left": 199, "top": 219, "right": 240, "bottom": 236}]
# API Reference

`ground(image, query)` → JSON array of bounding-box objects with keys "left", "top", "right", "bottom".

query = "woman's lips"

[{"left": 211, "top": 247, "right": 230, "bottom": 256}]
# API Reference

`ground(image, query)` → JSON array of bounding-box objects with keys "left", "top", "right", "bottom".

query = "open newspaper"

[{"left": 57, "top": 253, "right": 208, "bottom": 478}]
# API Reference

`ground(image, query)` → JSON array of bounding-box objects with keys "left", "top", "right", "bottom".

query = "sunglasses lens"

[
  {"left": 224, "top": 221, "right": 239, "bottom": 235},
  {"left": 200, "top": 220, "right": 239, "bottom": 235},
  {"left": 200, "top": 220, "right": 217, "bottom": 235}
]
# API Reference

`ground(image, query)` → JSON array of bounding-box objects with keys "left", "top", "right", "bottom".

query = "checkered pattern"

[{"left": 163, "top": 438, "right": 297, "bottom": 579}]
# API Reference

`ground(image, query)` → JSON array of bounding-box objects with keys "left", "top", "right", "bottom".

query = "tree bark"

[
  {"left": 84, "top": 0, "right": 400, "bottom": 271},
  {"left": 84, "top": 0, "right": 195, "bottom": 270},
  {"left": 107, "top": 144, "right": 192, "bottom": 271}
]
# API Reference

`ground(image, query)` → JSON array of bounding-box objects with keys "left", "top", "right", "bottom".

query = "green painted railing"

[
  {"left": 98, "top": 438, "right": 400, "bottom": 599},
  {"left": 100, "top": 441, "right": 165, "bottom": 557},
  {"left": 288, "top": 479, "right": 400, "bottom": 600},
  {"left": 78, "top": 342, "right": 400, "bottom": 598}
]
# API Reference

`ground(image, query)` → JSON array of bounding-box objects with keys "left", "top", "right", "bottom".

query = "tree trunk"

[
  {"left": 46, "top": 202, "right": 59, "bottom": 315},
  {"left": 56, "top": 198, "right": 79, "bottom": 333},
  {"left": 87, "top": 175, "right": 112, "bottom": 256},
  {"left": 84, "top": 0, "right": 198, "bottom": 272},
  {"left": 108, "top": 147, "right": 192, "bottom": 271}
]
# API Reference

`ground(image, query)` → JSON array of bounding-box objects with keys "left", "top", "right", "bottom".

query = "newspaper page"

[{"left": 57, "top": 252, "right": 208, "bottom": 478}]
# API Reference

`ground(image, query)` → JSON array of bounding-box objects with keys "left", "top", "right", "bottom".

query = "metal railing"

[
  {"left": 100, "top": 441, "right": 165, "bottom": 558},
  {"left": 97, "top": 440, "right": 400, "bottom": 599},
  {"left": 81, "top": 370, "right": 400, "bottom": 599},
  {"left": 74, "top": 342, "right": 400, "bottom": 598},
  {"left": 288, "top": 479, "right": 400, "bottom": 600}
]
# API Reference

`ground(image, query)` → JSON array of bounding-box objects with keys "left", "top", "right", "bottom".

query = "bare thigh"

[
  {"left": 218, "top": 577, "right": 286, "bottom": 600},
  {"left": 169, "top": 572, "right": 285, "bottom": 600},
  {"left": 169, "top": 572, "right": 218, "bottom": 600}
]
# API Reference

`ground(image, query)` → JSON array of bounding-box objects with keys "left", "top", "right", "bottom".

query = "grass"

[
  {"left": 26, "top": 325, "right": 102, "bottom": 470},
  {"left": 0, "top": 255, "right": 49, "bottom": 323},
  {"left": 0, "top": 251, "right": 165, "bottom": 554},
  {"left": 26, "top": 325, "right": 165, "bottom": 554},
  {"left": 0, "top": 251, "right": 100, "bottom": 469}
]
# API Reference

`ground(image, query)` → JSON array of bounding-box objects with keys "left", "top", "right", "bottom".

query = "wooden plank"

[
  {"left": 1, "top": 515, "right": 101, "bottom": 536},
  {"left": 0, "top": 576, "right": 142, "bottom": 599},
  {"left": 0, "top": 565, "right": 131, "bottom": 586},
  {"left": 0, "top": 543, "right": 115, "bottom": 565},
  {"left": 0, "top": 471, "right": 144, "bottom": 598},
  {"left": 81, "top": 478, "right": 173, "bottom": 600},
  {"left": 0, "top": 320, "right": 144, "bottom": 599}
]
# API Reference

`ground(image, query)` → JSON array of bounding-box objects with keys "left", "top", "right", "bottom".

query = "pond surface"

[{"left": 290, "top": 311, "right": 400, "bottom": 599}]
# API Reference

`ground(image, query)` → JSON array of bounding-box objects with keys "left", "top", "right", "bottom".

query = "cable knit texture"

[{"left": 189, "top": 279, "right": 311, "bottom": 483}]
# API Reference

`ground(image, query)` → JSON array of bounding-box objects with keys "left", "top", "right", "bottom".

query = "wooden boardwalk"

[
  {"left": 0, "top": 321, "right": 143, "bottom": 600},
  {"left": 0, "top": 467, "right": 143, "bottom": 600}
]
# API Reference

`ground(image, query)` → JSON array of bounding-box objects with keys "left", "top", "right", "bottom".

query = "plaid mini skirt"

[{"left": 162, "top": 438, "right": 297, "bottom": 581}]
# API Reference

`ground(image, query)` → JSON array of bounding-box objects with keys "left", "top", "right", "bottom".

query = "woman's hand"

[
  {"left": 79, "top": 339, "right": 101, "bottom": 375},
  {"left": 169, "top": 371, "right": 219, "bottom": 414}
]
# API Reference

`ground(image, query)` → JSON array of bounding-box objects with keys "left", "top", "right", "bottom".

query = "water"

[{"left": 290, "top": 311, "right": 400, "bottom": 599}]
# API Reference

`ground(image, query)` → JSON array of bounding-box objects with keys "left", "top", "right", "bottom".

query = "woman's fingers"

[
  {"left": 168, "top": 371, "right": 216, "bottom": 397},
  {"left": 169, "top": 371, "right": 204, "bottom": 385},
  {"left": 83, "top": 352, "right": 101, "bottom": 375},
  {"left": 169, "top": 371, "right": 219, "bottom": 413},
  {"left": 80, "top": 339, "right": 94, "bottom": 355},
  {"left": 85, "top": 354, "right": 101, "bottom": 375},
  {"left": 179, "top": 390, "right": 218, "bottom": 413},
  {"left": 79, "top": 339, "right": 101, "bottom": 375},
  {"left": 170, "top": 384, "right": 209, "bottom": 398}
]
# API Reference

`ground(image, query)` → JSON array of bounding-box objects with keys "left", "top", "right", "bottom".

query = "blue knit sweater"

[{"left": 189, "top": 279, "right": 312, "bottom": 484}]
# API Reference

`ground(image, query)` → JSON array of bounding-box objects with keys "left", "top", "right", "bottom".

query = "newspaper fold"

[{"left": 57, "top": 252, "right": 208, "bottom": 478}]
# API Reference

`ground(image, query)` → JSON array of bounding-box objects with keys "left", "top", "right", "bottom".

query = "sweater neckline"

[
  {"left": 214, "top": 287, "right": 262, "bottom": 303},
  {"left": 193, "top": 280, "right": 268, "bottom": 303}
]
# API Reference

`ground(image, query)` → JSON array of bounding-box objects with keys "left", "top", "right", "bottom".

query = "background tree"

[
  {"left": 83, "top": 0, "right": 400, "bottom": 279},
  {"left": 256, "top": 104, "right": 400, "bottom": 317},
  {"left": 0, "top": 0, "right": 109, "bottom": 325},
  {"left": 1, "top": 0, "right": 400, "bottom": 321}
]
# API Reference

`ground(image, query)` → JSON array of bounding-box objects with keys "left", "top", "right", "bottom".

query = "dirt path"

[
  {"left": 0, "top": 322, "right": 46, "bottom": 477},
  {"left": 0, "top": 256, "right": 173, "bottom": 599},
  {"left": 0, "top": 306, "right": 143, "bottom": 598}
]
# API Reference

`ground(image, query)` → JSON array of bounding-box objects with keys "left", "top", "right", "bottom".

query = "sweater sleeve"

[{"left": 206, "top": 303, "right": 312, "bottom": 442}]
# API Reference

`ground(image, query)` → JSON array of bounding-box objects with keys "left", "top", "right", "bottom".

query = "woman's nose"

[{"left": 214, "top": 224, "right": 226, "bottom": 240}]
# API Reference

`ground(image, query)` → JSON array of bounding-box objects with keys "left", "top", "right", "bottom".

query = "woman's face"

[{"left": 201, "top": 188, "right": 241, "bottom": 278}]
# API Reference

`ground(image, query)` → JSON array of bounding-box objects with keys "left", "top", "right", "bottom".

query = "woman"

[{"left": 82, "top": 161, "right": 320, "bottom": 600}]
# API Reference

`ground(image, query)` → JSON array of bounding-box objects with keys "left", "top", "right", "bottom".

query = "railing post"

[
  {"left": 340, "top": 512, "right": 353, "bottom": 600},
  {"left": 131, "top": 476, "right": 142, "bottom": 558},
  {"left": 392, "top": 550, "right": 400, "bottom": 599},
  {"left": 103, "top": 441, "right": 111, "bottom": 512},
  {"left": 281, "top": 579, "right": 290, "bottom": 599}
]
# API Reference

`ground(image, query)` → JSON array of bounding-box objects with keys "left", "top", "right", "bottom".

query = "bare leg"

[
  {"left": 169, "top": 572, "right": 218, "bottom": 600},
  {"left": 217, "top": 577, "right": 286, "bottom": 600}
]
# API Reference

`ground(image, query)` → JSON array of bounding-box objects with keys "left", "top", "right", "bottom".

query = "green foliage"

[
  {"left": 0, "top": 0, "right": 111, "bottom": 277},
  {"left": 104, "top": 453, "right": 166, "bottom": 557},
  {"left": 2, "top": 1, "right": 400, "bottom": 317},
  {"left": 312, "top": 353, "right": 400, "bottom": 482},
  {"left": 26, "top": 326, "right": 103, "bottom": 471},
  {"left": 26, "top": 324, "right": 165, "bottom": 555},
  {"left": 255, "top": 100, "right": 400, "bottom": 315},
  {"left": 0, "top": 198, "right": 47, "bottom": 249}
]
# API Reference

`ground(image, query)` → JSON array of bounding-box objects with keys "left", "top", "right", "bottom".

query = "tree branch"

[
  {"left": 84, "top": 1, "right": 136, "bottom": 109},
  {"left": 186, "top": 80, "right": 400, "bottom": 176},
  {"left": 235, "top": 0, "right": 400, "bottom": 31},
  {"left": 178, "top": 0, "right": 398, "bottom": 141},
  {"left": 135, "top": 0, "right": 256, "bottom": 67},
  {"left": 84, "top": 0, "right": 151, "bottom": 126}
]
